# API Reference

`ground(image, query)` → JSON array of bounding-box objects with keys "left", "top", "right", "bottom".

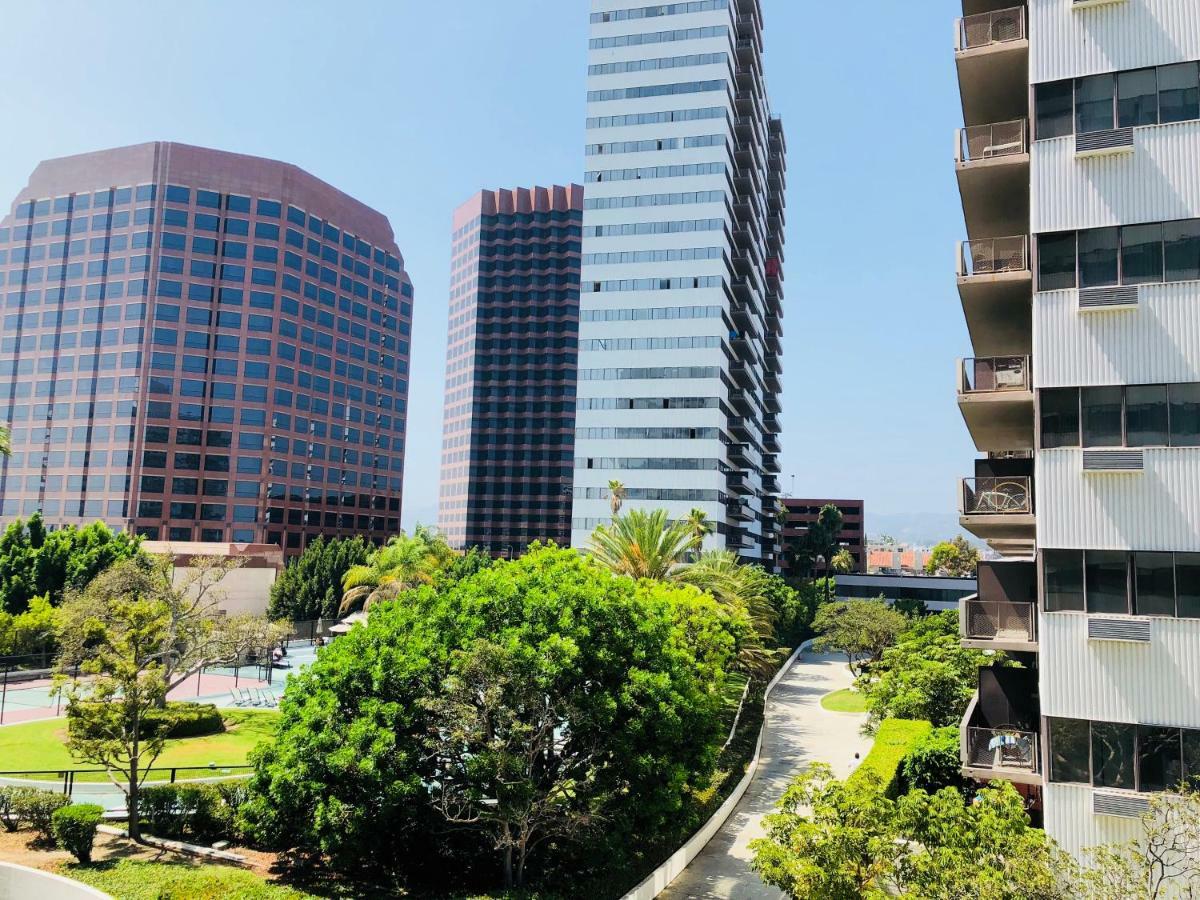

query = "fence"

[
  {"left": 957, "top": 7, "right": 1026, "bottom": 51},
  {"left": 0, "top": 765, "right": 254, "bottom": 809}
]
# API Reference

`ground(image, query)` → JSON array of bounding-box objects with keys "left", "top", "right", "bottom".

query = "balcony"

[
  {"left": 959, "top": 475, "right": 1035, "bottom": 551},
  {"left": 961, "top": 558, "right": 1038, "bottom": 651},
  {"left": 956, "top": 120, "right": 1029, "bottom": 239},
  {"left": 960, "top": 666, "right": 1041, "bottom": 786},
  {"left": 957, "top": 356, "right": 1034, "bottom": 452},
  {"left": 957, "top": 237, "right": 1032, "bottom": 357},
  {"left": 955, "top": 6, "right": 1029, "bottom": 127}
]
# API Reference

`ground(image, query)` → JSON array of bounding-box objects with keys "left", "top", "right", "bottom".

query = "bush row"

[
  {"left": 142, "top": 702, "right": 225, "bottom": 739},
  {"left": 139, "top": 781, "right": 248, "bottom": 844},
  {"left": 0, "top": 785, "right": 70, "bottom": 842},
  {"left": 846, "top": 718, "right": 933, "bottom": 798}
]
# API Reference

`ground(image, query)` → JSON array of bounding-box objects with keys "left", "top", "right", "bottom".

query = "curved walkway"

[{"left": 658, "top": 652, "right": 871, "bottom": 900}]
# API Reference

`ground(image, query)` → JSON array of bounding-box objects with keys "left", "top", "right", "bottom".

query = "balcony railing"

[
  {"left": 964, "top": 598, "right": 1037, "bottom": 643},
  {"left": 957, "top": 236, "right": 1028, "bottom": 277},
  {"left": 958, "top": 119, "right": 1028, "bottom": 163},
  {"left": 959, "top": 356, "right": 1031, "bottom": 393},
  {"left": 965, "top": 727, "right": 1038, "bottom": 773},
  {"left": 957, "top": 6, "right": 1026, "bottom": 52},
  {"left": 961, "top": 476, "right": 1032, "bottom": 515}
]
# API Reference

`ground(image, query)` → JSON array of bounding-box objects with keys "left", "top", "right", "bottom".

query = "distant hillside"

[{"left": 866, "top": 511, "right": 982, "bottom": 548}]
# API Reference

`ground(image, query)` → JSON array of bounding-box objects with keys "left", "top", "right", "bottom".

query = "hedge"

[
  {"left": 52, "top": 803, "right": 104, "bottom": 863},
  {"left": 142, "top": 702, "right": 225, "bottom": 739},
  {"left": 8, "top": 787, "right": 70, "bottom": 842},
  {"left": 847, "top": 718, "right": 933, "bottom": 798},
  {"left": 140, "top": 782, "right": 246, "bottom": 844}
]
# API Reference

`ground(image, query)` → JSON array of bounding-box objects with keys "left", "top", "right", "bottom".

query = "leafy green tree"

[
  {"left": 858, "top": 610, "right": 999, "bottom": 728},
  {"left": 0, "top": 594, "right": 58, "bottom": 658},
  {"left": 924, "top": 535, "right": 980, "bottom": 577},
  {"left": 0, "top": 515, "right": 140, "bottom": 615},
  {"left": 761, "top": 573, "right": 821, "bottom": 648},
  {"left": 267, "top": 535, "right": 371, "bottom": 621},
  {"left": 812, "top": 598, "right": 906, "bottom": 677},
  {"left": 245, "top": 546, "right": 737, "bottom": 889},
  {"left": 339, "top": 526, "right": 458, "bottom": 614},
  {"left": 435, "top": 545, "right": 495, "bottom": 587},
  {"left": 900, "top": 725, "right": 970, "bottom": 794}
]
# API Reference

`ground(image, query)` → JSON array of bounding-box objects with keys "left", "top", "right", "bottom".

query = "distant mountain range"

[{"left": 865, "top": 511, "right": 981, "bottom": 548}]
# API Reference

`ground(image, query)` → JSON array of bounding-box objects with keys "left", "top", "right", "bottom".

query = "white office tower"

[
  {"left": 573, "top": 0, "right": 785, "bottom": 562},
  {"left": 953, "top": 0, "right": 1200, "bottom": 866}
]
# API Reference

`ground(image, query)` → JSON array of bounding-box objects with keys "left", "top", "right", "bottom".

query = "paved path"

[{"left": 658, "top": 651, "right": 871, "bottom": 900}]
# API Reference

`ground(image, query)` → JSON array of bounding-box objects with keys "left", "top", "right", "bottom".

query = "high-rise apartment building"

[
  {"left": 0, "top": 142, "right": 413, "bottom": 555},
  {"left": 953, "top": 0, "right": 1200, "bottom": 861},
  {"left": 573, "top": 0, "right": 785, "bottom": 563},
  {"left": 437, "top": 185, "right": 583, "bottom": 554}
]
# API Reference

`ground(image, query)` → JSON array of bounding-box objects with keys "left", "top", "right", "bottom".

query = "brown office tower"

[
  {"left": 0, "top": 142, "right": 413, "bottom": 555},
  {"left": 437, "top": 185, "right": 583, "bottom": 554}
]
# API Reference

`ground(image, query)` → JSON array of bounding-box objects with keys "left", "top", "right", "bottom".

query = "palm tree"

[
  {"left": 678, "top": 551, "right": 778, "bottom": 675},
  {"left": 588, "top": 508, "right": 693, "bottom": 580},
  {"left": 831, "top": 548, "right": 855, "bottom": 575},
  {"left": 607, "top": 480, "right": 626, "bottom": 518},
  {"left": 0, "top": 426, "right": 10, "bottom": 458},
  {"left": 684, "top": 508, "right": 714, "bottom": 554},
  {"left": 339, "top": 527, "right": 457, "bottom": 614}
]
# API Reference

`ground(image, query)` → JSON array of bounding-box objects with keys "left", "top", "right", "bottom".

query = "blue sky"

[{"left": 0, "top": 0, "right": 975, "bottom": 534}]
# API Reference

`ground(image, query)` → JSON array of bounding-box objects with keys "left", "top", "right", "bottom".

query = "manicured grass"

[
  {"left": 820, "top": 688, "right": 868, "bottom": 714},
  {"left": 0, "top": 709, "right": 278, "bottom": 780},
  {"left": 62, "top": 859, "right": 318, "bottom": 899},
  {"left": 847, "top": 718, "right": 933, "bottom": 797}
]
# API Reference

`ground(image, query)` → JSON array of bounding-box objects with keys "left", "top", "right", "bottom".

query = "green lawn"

[
  {"left": 0, "top": 710, "right": 278, "bottom": 781},
  {"left": 62, "top": 859, "right": 318, "bottom": 900},
  {"left": 820, "top": 688, "right": 868, "bottom": 714}
]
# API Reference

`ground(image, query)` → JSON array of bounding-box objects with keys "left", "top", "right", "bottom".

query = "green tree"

[
  {"left": 588, "top": 508, "right": 693, "bottom": 580},
  {"left": 245, "top": 546, "right": 737, "bottom": 889},
  {"left": 789, "top": 505, "right": 845, "bottom": 600},
  {"left": 812, "top": 598, "right": 906, "bottom": 677},
  {"left": 900, "top": 725, "right": 970, "bottom": 794},
  {"left": 761, "top": 573, "right": 820, "bottom": 648},
  {"left": 830, "top": 548, "right": 855, "bottom": 574},
  {"left": 267, "top": 535, "right": 371, "bottom": 621},
  {"left": 339, "top": 527, "right": 458, "bottom": 614},
  {"left": 859, "top": 610, "right": 1000, "bottom": 728},
  {"left": 607, "top": 480, "right": 626, "bottom": 517},
  {"left": 924, "top": 535, "right": 980, "bottom": 577},
  {"left": 684, "top": 507, "right": 714, "bottom": 554},
  {"left": 0, "top": 594, "right": 58, "bottom": 658}
]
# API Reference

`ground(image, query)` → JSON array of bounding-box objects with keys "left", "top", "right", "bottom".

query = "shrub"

[
  {"left": 847, "top": 718, "right": 933, "bottom": 798},
  {"left": 142, "top": 702, "right": 225, "bottom": 739},
  {"left": 52, "top": 803, "right": 104, "bottom": 863},
  {"left": 139, "top": 783, "right": 235, "bottom": 844},
  {"left": 11, "top": 787, "right": 70, "bottom": 842},
  {"left": 901, "top": 725, "right": 970, "bottom": 795},
  {"left": 0, "top": 786, "right": 19, "bottom": 832}
]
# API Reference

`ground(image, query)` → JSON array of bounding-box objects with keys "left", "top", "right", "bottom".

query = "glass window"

[
  {"left": 1036, "top": 80, "right": 1075, "bottom": 139},
  {"left": 1164, "top": 220, "right": 1200, "bottom": 283},
  {"left": 1093, "top": 721, "right": 1137, "bottom": 789},
  {"left": 1041, "top": 387, "right": 1080, "bottom": 448},
  {"left": 1082, "top": 386, "right": 1123, "bottom": 447},
  {"left": 1118, "top": 68, "right": 1158, "bottom": 128},
  {"left": 1038, "top": 232, "right": 1078, "bottom": 291},
  {"left": 1049, "top": 717, "right": 1091, "bottom": 784},
  {"left": 1184, "top": 730, "right": 1200, "bottom": 788},
  {"left": 1120, "top": 223, "right": 1163, "bottom": 285},
  {"left": 1126, "top": 384, "right": 1168, "bottom": 446},
  {"left": 1079, "top": 228, "right": 1120, "bottom": 288},
  {"left": 1169, "top": 383, "right": 1200, "bottom": 446},
  {"left": 1135, "top": 552, "right": 1176, "bottom": 616},
  {"left": 1159, "top": 62, "right": 1200, "bottom": 124},
  {"left": 1086, "top": 550, "right": 1129, "bottom": 615},
  {"left": 1177, "top": 553, "right": 1200, "bottom": 619},
  {"left": 1044, "top": 549, "right": 1085, "bottom": 612},
  {"left": 1138, "top": 726, "right": 1182, "bottom": 793},
  {"left": 1076, "top": 73, "right": 1115, "bottom": 134}
]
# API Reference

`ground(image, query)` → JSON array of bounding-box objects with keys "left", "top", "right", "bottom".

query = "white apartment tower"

[
  {"left": 573, "top": 0, "right": 785, "bottom": 562},
  {"left": 954, "top": 0, "right": 1200, "bottom": 862}
]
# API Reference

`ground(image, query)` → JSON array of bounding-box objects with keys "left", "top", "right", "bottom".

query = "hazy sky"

[{"left": 0, "top": 0, "right": 976, "bottom": 532}]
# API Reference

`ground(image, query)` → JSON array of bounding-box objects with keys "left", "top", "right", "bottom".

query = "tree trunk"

[
  {"left": 128, "top": 747, "right": 140, "bottom": 841},
  {"left": 503, "top": 843, "right": 514, "bottom": 889},
  {"left": 516, "top": 842, "right": 527, "bottom": 888}
]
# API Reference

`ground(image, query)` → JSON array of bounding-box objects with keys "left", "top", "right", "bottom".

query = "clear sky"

[{"left": 0, "top": 0, "right": 976, "bottom": 533}]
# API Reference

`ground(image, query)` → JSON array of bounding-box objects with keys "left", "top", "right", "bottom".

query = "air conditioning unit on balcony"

[
  {"left": 1079, "top": 285, "right": 1138, "bottom": 311},
  {"left": 1082, "top": 449, "right": 1144, "bottom": 472},
  {"left": 1093, "top": 791, "right": 1150, "bottom": 818},
  {"left": 1087, "top": 617, "right": 1151, "bottom": 643},
  {"left": 1076, "top": 127, "right": 1135, "bottom": 157}
]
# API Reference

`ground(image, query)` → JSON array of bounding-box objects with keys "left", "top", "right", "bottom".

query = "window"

[
  {"left": 1038, "top": 232, "right": 1078, "bottom": 291},
  {"left": 1164, "top": 220, "right": 1200, "bottom": 283},
  {"left": 1049, "top": 718, "right": 1091, "bottom": 784},
  {"left": 1135, "top": 552, "right": 1176, "bottom": 616},
  {"left": 1082, "top": 386, "right": 1123, "bottom": 447},
  {"left": 1120, "top": 223, "right": 1164, "bottom": 285},
  {"left": 1092, "top": 721, "right": 1137, "bottom": 789},
  {"left": 1178, "top": 554, "right": 1200, "bottom": 619},
  {"left": 1118, "top": 68, "right": 1159, "bottom": 128},
  {"left": 1076, "top": 73, "right": 1115, "bottom": 134},
  {"left": 1041, "top": 387, "right": 1080, "bottom": 449},
  {"left": 1160, "top": 62, "right": 1200, "bottom": 124},
  {"left": 1035, "top": 80, "right": 1074, "bottom": 139},
  {"left": 1170, "top": 384, "right": 1200, "bottom": 446},
  {"left": 1138, "top": 726, "right": 1183, "bottom": 793},
  {"left": 1044, "top": 549, "right": 1085, "bottom": 612},
  {"left": 1087, "top": 550, "right": 1130, "bottom": 615},
  {"left": 1126, "top": 384, "right": 1168, "bottom": 446},
  {"left": 1079, "top": 227, "right": 1119, "bottom": 288}
]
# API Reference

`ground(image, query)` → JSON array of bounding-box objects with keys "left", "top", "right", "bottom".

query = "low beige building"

[{"left": 141, "top": 541, "right": 284, "bottom": 617}]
